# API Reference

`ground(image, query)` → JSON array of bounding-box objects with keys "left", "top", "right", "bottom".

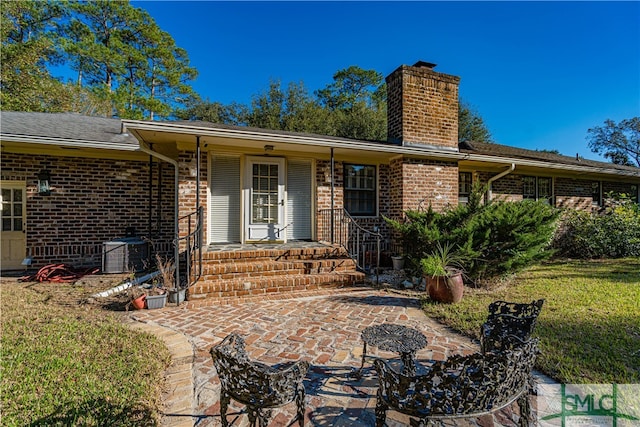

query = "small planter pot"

[
  {"left": 168, "top": 288, "right": 186, "bottom": 304},
  {"left": 131, "top": 294, "right": 146, "bottom": 310},
  {"left": 391, "top": 256, "right": 405, "bottom": 271},
  {"left": 145, "top": 293, "right": 167, "bottom": 309}
]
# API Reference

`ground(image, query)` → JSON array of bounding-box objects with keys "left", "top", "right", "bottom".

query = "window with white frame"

[
  {"left": 344, "top": 164, "right": 376, "bottom": 216},
  {"left": 523, "top": 176, "right": 553, "bottom": 204},
  {"left": 459, "top": 172, "right": 472, "bottom": 204}
]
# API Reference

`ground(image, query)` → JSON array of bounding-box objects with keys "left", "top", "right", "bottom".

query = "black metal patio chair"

[
  {"left": 210, "top": 333, "right": 310, "bottom": 427},
  {"left": 480, "top": 299, "right": 544, "bottom": 353},
  {"left": 374, "top": 337, "right": 539, "bottom": 427}
]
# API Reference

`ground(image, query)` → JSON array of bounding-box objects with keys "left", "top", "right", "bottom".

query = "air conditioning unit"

[{"left": 102, "top": 237, "right": 149, "bottom": 274}]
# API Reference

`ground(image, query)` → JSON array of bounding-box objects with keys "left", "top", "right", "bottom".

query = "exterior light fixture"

[
  {"left": 264, "top": 145, "right": 274, "bottom": 153},
  {"left": 37, "top": 170, "right": 51, "bottom": 195}
]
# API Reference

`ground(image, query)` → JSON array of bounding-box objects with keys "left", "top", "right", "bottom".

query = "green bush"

[
  {"left": 553, "top": 197, "right": 640, "bottom": 258},
  {"left": 386, "top": 187, "right": 560, "bottom": 285}
]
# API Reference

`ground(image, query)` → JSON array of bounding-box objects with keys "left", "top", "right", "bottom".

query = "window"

[
  {"left": 537, "top": 177, "right": 552, "bottom": 204},
  {"left": 631, "top": 185, "right": 639, "bottom": 203},
  {"left": 592, "top": 181, "right": 601, "bottom": 206},
  {"left": 344, "top": 164, "right": 376, "bottom": 216},
  {"left": 459, "top": 172, "right": 472, "bottom": 204},
  {"left": 523, "top": 176, "right": 537, "bottom": 200},
  {"left": 523, "top": 176, "right": 553, "bottom": 204}
]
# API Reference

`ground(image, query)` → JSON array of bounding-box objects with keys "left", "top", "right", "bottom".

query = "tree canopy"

[
  {"left": 1, "top": 0, "right": 68, "bottom": 112},
  {"left": 1, "top": 0, "right": 196, "bottom": 119},
  {"left": 2, "top": 0, "right": 493, "bottom": 141},
  {"left": 179, "top": 66, "right": 491, "bottom": 143},
  {"left": 587, "top": 118, "right": 640, "bottom": 167}
]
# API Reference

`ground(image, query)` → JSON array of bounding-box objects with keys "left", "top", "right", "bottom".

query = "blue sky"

[{"left": 132, "top": 1, "right": 640, "bottom": 162}]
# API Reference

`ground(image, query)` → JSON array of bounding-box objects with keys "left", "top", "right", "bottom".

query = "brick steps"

[
  {"left": 187, "top": 244, "right": 366, "bottom": 300},
  {"left": 201, "top": 258, "right": 357, "bottom": 279},
  {"left": 188, "top": 271, "right": 365, "bottom": 300},
  {"left": 201, "top": 246, "right": 349, "bottom": 262}
]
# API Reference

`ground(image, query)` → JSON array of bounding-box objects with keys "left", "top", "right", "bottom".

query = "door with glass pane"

[
  {"left": 1, "top": 181, "right": 26, "bottom": 270},
  {"left": 244, "top": 157, "right": 285, "bottom": 242}
]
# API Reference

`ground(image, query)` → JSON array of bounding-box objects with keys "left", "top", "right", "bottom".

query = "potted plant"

[
  {"left": 421, "top": 243, "right": 465, "bottom": 304},
  {"left": 127, "top": 287, "right": 147, "bottom": 310},
  {"left": 144, "top": 283, "right": 167, "bottom": 309},
  {"left": 391, "top": 254, "right": 405, "bottom": 270},
  {"left": 156, "top": 254, "right": 184, "bottom": 304}
]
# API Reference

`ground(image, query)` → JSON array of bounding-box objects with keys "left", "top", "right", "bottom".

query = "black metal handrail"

[
  {"left": 317, "top": 208, "right": 385, "bottom": 276},
  {"left": 176, "top": 206, "right": 204, "bottom": 292}
]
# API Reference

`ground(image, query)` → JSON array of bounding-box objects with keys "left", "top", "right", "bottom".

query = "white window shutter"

[
  {"left": 286, "top": 160, "right": 312, "bottom": 240},
  {"left": 210, "top": 155, "right": 241, "bottom": 243}
]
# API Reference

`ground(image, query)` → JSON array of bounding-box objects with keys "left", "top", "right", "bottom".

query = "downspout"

[
  {"left": 486, "top": 163, "right": 516, "bottom": 202},
  {"left": 196, "top": 136, "right": 202, "bottom": 278},
  {"left": 138, "top": 140, "right": 180, "bottom": 300},
  {"left": 196, "top": 136, "right": 201, "bottom": 213},
  {"left": 330, "top": 147, "right": 335, "bottom": 244},
  {"left": 148, "top": 151, "right": 153, "bottom": 239}
]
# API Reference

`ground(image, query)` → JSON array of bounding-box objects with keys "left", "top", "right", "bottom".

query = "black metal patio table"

[{"left": 355, "top": 323, "right": 428, "bottom": 377}]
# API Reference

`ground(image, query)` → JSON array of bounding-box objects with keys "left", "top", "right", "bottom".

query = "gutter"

[
  {"left": 487, "top": 163, "right": 516, "bottom": 201},
  {"left": 0, "top": 134, "right": 139, "bottom": 151},
  {"left": 137, "top": 139, "right": 180, "bottom": 300}
]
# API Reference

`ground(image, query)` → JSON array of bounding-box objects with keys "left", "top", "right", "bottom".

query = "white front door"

[
  {"left": 1, "top": 181, "right": 26, "bottom": 270},
  {"left": 244, "top": 157, "right": 286, "bottom": 242}
]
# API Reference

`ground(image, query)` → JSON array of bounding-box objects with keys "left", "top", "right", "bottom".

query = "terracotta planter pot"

[
  {"left": 131, "top": 294, "right": 146, "bottom": 310},
  {"left": 426, "top": 272, "right": 464, "bottom": 304}
]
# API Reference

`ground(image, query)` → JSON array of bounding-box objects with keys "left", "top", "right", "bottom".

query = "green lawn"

[
  {"left": 1, "top": 281, "right": 171, "bottom": 426},
  {"left": 421, "top": 258, "right": 640, "bottom": 384}
]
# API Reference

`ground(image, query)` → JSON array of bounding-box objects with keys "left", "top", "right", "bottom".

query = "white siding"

[
  {"left": 286, "top": 160, "right": 312, "bottom": 240},
  {"left": 210, "top": 155, "right": 241, "bottom": 243}
]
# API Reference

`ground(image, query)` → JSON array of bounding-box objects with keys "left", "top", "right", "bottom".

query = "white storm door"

[
  {"left": 244, "top": 157, "right": 286, "bottom": 242},
  {"left": 1, "top": 181, "right": 26, "bottom": 270}
]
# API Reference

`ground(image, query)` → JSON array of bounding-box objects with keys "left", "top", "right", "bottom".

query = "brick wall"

[
  {"left": 555, "top": 177, "right": 594, "bottom": 210},
  {"left": 396, "top": 158, "right": 459, "bottom": 214},
  {"left": 177, "top": 150, "right": 208, "bottom": 250},
  {"left": 475, "top": 173, "right": 638, "bottom": 209},
  {"left": 476, "top": 172, "right": 524, "bottom": 202},
  {"left": 386, "top": 63, "right": 460, "bottom": 149},
  {"left": 1, "top": 152, "right": 174, "bottom": 268}
]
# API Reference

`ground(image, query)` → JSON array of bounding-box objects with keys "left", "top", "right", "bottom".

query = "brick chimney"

[{"left": 386, "top": 61, "right": 460, "bottom": 149}]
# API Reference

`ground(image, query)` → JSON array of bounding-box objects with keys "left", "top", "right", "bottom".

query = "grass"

[
  {"left": 0, "top": 280, "right": 171, "bottom": 426},
  {"left": 420, "top": 258, "right": 640, "bottom": 384}
]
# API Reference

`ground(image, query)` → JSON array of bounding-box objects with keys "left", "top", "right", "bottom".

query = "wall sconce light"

[
  {"left": 324, "top": 166, "right": 332, "bottom": 183},
  {"left": 37, "top": 170, "right": 51, "bottom": 195},
  {"left": 264, "top": 144, "right": 274, "bottom": 153}
]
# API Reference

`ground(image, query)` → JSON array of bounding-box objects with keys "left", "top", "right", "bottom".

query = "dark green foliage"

[
  {"left": 553, "top": 197, "right": 640, "bottom": 258},
  {"left": 458, "top": 102, "right": 492, "bottom": 143},
  {"left": 1, "top": 0, "right": 197, "bottom": 119},
  {"left": 461, "top": 200, "right": 559, "bottom": 281},
  {"left": 386, "top": 186, "right": 560, "bottom": 285}
]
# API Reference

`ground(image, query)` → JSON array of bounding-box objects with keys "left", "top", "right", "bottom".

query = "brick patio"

[{"left": 130, "top": 286, "right": 544, "bottom": 426}]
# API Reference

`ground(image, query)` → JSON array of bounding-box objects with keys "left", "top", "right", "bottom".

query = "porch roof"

[{"left": 124, "top": 119, "right": 639, "bottom": 179}]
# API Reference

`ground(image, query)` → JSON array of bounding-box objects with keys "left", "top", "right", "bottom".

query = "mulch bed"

[{"left": 1, "top": 270, "right": 133, "bottom": 312}]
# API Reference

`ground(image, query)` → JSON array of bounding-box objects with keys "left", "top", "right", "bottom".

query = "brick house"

[{"left": 2, "top": 61, "right": 638, "bottom": 301}]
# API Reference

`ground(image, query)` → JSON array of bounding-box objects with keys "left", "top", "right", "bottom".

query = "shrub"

[
  {"left": 553, "top": 197, "right": 640, "bottom": 258},
  {"left": 386, "top": 187, "right": 560, "bottom": 285},
  {"left": 460, "top": 199, "right": 559, "bottom": 281}
]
